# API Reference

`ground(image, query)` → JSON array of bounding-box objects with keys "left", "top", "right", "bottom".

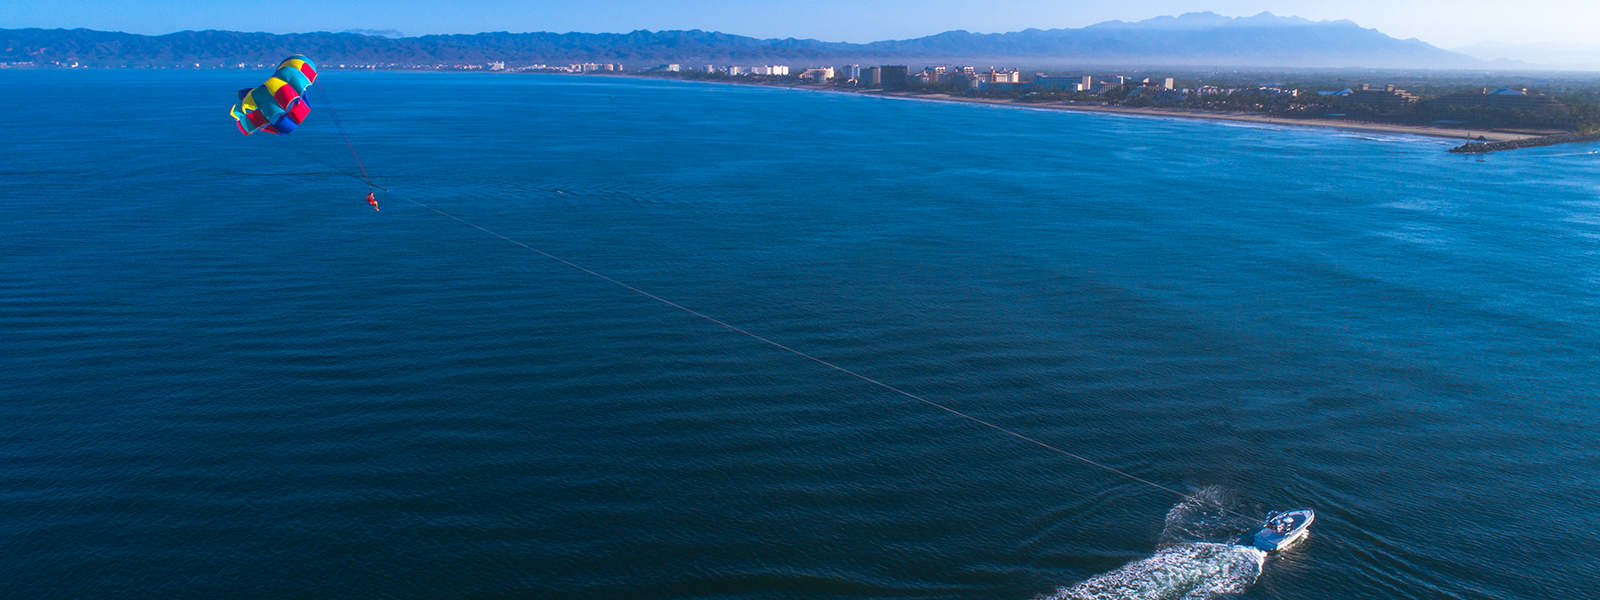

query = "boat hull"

[{"left": 1251, "top": 509, "right": 1315, "bottom": 552}]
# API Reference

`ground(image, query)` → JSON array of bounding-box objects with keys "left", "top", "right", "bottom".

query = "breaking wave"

[{"left": 1039, "top": 487, "right": 1268, "bottom": 600}]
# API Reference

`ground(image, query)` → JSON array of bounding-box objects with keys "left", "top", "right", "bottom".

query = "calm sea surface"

[{"left": 2, "top": 71, "right": 1597, "bottom": 599}]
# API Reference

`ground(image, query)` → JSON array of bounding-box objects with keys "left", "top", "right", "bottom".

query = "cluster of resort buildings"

[
  {"left": 643, "top": 62, "right": 1288, "bottom": 97},
  {"left": 661, "top": 62, "right": 1311, "bottom": 100},
  {"left": 627, "top": 62, "right": 1573, "bottom": 120}
]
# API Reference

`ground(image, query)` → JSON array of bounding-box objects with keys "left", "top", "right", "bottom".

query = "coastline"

[
  {"left": 591, "top": 74, "right": 1563, "bottom": 144},
  {"left": 868, "top": 91, "right": 1559, "bottom": 143}
]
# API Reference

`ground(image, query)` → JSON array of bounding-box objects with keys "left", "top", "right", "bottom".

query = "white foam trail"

[
  {"left": 1039, "top": 487, "right": 1269, "bottom": 600},
  {"left": 1039, "top": 543, "right": 1267, "bottom": 600}
]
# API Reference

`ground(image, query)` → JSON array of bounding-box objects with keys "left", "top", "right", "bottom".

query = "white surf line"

[{"left": 391, "top": 191, "right": 1238, "bottom": 514}]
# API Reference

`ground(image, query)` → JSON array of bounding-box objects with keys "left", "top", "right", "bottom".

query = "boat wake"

[
  {"left": 1039, "top": 543, "right": 1265, "bottom": 600},
  {"left": 1039, "top": 487, "right": 1268, "bottom": 600}
]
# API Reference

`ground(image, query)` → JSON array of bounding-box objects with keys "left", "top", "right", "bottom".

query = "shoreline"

[
  {"left": 595, "top": 74, "right": 1565, "bottom": 144},
  {"left": 868, "top": 91, "right": 1560, "bottom": 143}
]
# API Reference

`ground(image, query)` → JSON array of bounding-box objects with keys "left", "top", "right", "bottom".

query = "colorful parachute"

[{"left": 230, "top": 55, "right": 318, "bottom": 135}]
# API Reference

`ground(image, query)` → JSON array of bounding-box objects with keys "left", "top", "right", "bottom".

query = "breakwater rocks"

[{"left": 1449, "top": 132, "right": 1600, "bottom": 154}]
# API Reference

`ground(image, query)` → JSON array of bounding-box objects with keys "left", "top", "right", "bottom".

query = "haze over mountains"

[
  {"left": 0, "top": 12, "right": 1580, "bottom": 70},
  {"left": 1450, "top": 41, "right": 1600, "bottom": 71}
]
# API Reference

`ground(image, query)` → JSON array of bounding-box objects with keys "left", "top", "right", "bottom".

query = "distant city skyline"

[{"left": 2, "top": 0, "right": 1597, "bottom": 50}]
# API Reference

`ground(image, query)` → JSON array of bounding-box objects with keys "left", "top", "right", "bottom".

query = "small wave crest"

[{"left": 1039, "top": 487, "right": 1267, "bottom": 600}]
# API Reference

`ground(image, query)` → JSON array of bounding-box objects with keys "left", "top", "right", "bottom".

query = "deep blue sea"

[{"left": 3, "top": 70, "right": 1598, "bottom": 599}]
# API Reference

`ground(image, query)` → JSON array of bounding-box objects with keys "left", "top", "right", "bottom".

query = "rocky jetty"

[{"left": 1449, "top": 132, "right": 1600, "bottom": 154}]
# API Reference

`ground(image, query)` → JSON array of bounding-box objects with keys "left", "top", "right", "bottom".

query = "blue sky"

[{"left": 2, "top": 0, "right": 1596, "bottom": 48}]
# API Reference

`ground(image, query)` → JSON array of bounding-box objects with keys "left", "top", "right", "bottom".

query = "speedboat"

[{"left": 1251, "top": 509, "right": 1315, "bottom": 552}]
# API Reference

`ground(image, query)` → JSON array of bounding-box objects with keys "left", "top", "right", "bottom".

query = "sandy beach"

[
  {"left": 867, "top": 91, "right": 1560, "bottom": 143},
  {"left": 598, "top": 74, "right": 1570, "bottom": 144}
]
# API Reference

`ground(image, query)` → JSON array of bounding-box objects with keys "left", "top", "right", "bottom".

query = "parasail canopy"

[{"left": 231, "top": 55, "right": 318, "bottom": 135}]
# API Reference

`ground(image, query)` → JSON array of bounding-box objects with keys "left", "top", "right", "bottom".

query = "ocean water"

[{"left": 3, "top": 70, "right": 1598, "bottom": 599}]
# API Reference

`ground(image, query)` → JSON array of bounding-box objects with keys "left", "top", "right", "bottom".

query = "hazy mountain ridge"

[
  {"left": 855, "top": 13, "right": 1468, "bottom": 67},
  {"left": 1084, "top": 11, "right": 1355, "bottom": 30},
  {"left": 2, "top": 13, "right": 1486, "bottom": 69},
  {"left": 1451, "top": 40, "right": 1600, "bottom": 70}
]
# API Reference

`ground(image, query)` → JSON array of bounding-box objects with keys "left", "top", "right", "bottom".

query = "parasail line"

[
  {"left": 313, "top": 85, "right": 375, "bottom": 190},
  {"left": 383, "top": 190, "right": 1237, "bottom": 513},
  {"left": 350, "top": 176, "right": 390, "bottom": 192}
]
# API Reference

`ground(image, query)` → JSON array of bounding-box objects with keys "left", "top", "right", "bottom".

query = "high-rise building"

[
  {"left": 800, "top": 67, "right": 834, "bottom": 83},
  {"left": 881, "top": 65, "right": 909, "bottom": 88},
  {"left": 862, "top": 66, "right": 882, "bottom": 87}
]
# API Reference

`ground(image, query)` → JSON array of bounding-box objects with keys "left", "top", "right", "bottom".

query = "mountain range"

[
  {"left": 1450, "top": 41, "right": 1600, "bottom": 71},
  {"left": 0, "top": 12, "right": 1508, "bottom": 70}
]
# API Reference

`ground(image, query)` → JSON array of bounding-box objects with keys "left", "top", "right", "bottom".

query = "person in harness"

[{"left": 367, "top": 191, "right": 379, "bottom": 211}]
